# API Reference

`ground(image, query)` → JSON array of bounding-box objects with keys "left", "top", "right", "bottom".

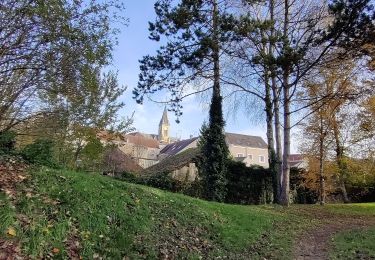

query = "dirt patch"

[
  {"left": 293, "top": 208, "right": 375, "bottom": 260},
  {"left": 134, "top": 222, "right": 213, "bottom": 259},
  {"left": 0, "top": 156, "right": 29, "bottom": 260},
  {"left": 0, "top": 239, "right": 24, "bottom": 260}
]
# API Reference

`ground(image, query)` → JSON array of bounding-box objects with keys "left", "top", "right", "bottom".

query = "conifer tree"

[{"left": 134, "top": 0, "right": 232, "bottom": 201}]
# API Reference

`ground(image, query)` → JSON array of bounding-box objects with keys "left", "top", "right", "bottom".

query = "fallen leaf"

[
  {"left": 52, "top": 247, "right": 60, "bottom": 254},
  {"left": 18, "top": 175, "right": 26, "bottom": 180},
  {"left": 6, "top": 227, "right": 16, "bottom": 237}
]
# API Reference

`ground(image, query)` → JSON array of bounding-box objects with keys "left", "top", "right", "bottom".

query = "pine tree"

[
  {"left": 133, "top": 0, "right": 235, "bottom": 119},
  {"left": 134, "top": 0, "right": 232, "bottom": 201}
]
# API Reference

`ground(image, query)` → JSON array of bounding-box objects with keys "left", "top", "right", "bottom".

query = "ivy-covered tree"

[{"left": 198, "top": 93, "right": 230, "bottom": 201}]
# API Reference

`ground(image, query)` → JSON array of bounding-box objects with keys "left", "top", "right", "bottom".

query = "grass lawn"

[
  {"left": 331, "top": 227, "right": 375, "bottom": 259},
  {"left": 325, "top": 203, "right": 375, "bottom": 216},
  {"left": 0, "top": 167, "right": 374, "bottom": 259}
]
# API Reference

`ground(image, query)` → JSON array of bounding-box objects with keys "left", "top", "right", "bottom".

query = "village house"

[
  {"left": 158, "top": 133, "right": 269, "bottom": 167},
  {"left": 99, "top": 107, "right": 271, "bottom": 173},
  {"left": 143, "top": 148, "right": 200, "bottom": 182},
  {"left": 98, "top": 107, "right": 178, "bottom": 169},
  {"left": 145, "top": 132, "right": 269, "bottom": 181},
  {"left": 289, "top": 154, "right": 308, "bottom": 169}
]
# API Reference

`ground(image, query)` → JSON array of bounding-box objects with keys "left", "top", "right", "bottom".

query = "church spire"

[
  {"left": 159, "top": 106, "right": 169, "bottom": 126},
  {"left": 158, "top": 106, "right": 170, "bottom": 143}
]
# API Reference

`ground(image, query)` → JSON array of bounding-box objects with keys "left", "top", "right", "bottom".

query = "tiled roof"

[
  {"left": 289, "top": 154, "right": 304, "bottom": 162},
  {"left": 96, "top": 130, "right": 125, "bottom": 142},
  {"left": 143, "top": 148, "right": 200, "bottom": 175},
  {"left": 103, "top": 148, "right": 143, "bottom": 173},
  {"left": 125, "top": 133, "right": 159, "bottom": 149},
  {"left": 159, "top": 137, "right": 198, "bottom": 156},
  {"left": 225, "top": 132, "right": 267, "bottom": 149},
  {"left": 159, "top": 133, "right": 267, "bottom": 157}
]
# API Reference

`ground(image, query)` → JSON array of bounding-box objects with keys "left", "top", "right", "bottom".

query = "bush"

[
  {"left": 0, "top": 131, "right": 17, "bottom": 154},
  {"left": 21, "top": 139, "right": 57, "bottom": 167},
  {"left": 225, "top": 160, "right": 273, "bottom": 205},
  {"left": 116, "top": 160, "right": 274, "bottom": 205},
  {"left": 117, "top": 171, "right": 202, "bottom": 196},
  {"left": 290, "top": 167, "right": 319, "bottom": 204}
]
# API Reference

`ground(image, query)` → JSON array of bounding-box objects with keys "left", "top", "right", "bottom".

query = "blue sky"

[{"left": 110, "top": 1, "right": 271, "bottom": 142}]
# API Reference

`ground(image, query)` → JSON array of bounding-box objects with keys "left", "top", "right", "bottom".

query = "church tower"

[{"left": 158, "top": 107, "right": 170, "bottom": 143}]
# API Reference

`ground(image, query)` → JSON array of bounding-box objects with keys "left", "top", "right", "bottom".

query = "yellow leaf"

[
  {"left": 6, "top": 227, "right": 16, "bottom": 237},
  {"left": 52, "top": 247, "right": 60, "bottom": 254}
]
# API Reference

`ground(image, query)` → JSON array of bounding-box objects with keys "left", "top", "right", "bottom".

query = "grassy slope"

[
  {"left": 0, "top": 167, "right": 374, "bottom": 259},
  {"left": 0, "top": 168, "right": 307, "bottom": 259}
]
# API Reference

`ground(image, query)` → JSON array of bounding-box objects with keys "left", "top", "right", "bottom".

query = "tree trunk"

[
  {"left": 272, "top": 80, "right": 282, "bottom": 202},
  {"left": 269, "top": 0, "right": 282, "bottom": 203},
  {"left": 212, "top": 0, "right": 220, "bottom": 98},
  {"left": 332, "top": 115, "right": 350, "bottom": 203},
  {"left": 280, "top": 76, "right": 291, "bottom": 206},
  {"left": 265, "top": 75, "right": 277, "bottom": 203},
  {"left": 318, "top": 113, "right": 326, "bottom": 205},
  {"left": 280, "top": 0, "right": 291, "bottom": 206},
  {"left": 73, "top": 142, "right": 83, "bottom": 169}
]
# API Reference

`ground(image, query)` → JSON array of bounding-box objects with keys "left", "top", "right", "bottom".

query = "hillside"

[{"left": 0, "top": 166, "right": 374, "bottom": 259}]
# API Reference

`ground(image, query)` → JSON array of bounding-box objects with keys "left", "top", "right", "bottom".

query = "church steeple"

[
  {"left": 159, "top": 106, "right": 169, "bottom": 126},
  {"left": 158, "top": 107, "right": 170, "bottom": 143}
]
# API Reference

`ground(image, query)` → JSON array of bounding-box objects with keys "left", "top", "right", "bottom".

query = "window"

[
  {"left": 248, "top": 154, "right": 253, "bottom": 160},
  {"left": 237, "top": 153, "right": 244, "bottom": 157},
  {"left": 164, "top": 130, "right": 168, "bottom": 136},
  {"left": 259, "top": 155, "right": 265, "bottom": 163}
]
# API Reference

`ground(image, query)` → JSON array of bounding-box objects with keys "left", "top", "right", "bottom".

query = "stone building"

[
  {"left": 97, "top": 107, "right": 177, "bottom": 169},
  {"left": 143, "top": 148, "right": 200, "bottom": 182},
  {"left": 158, "top": 133, "right": 269, "bottom": 168},
  {"left": 226, "top": 133, "right": 269, "bottom": 168},
  {"left": 118, "top": 132, "right": 160, "bottom": 168}
]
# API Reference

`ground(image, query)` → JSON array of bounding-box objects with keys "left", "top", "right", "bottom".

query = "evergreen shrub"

[
  {"left": 21, "top": 139, "right": 57, "bottom": 167},
  {"left": 225, "top": 160, "right": 273, "bottom": 204},
  {"left": 0, "top": 131, "right": 16, "bottom": 154}
]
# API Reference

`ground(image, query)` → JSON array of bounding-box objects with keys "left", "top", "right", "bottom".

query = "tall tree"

[
  {"left": 134, "top": 0, "right": 233, "bottom": 201},
  {"left": 299, "top": 59, "right": 370, "bottom": 203},
  {"left": 0, "top": 0, "right": 126, "bottom": 133},
  {"left": 270, "top": 0, "right": 374, "bottom": 205}
]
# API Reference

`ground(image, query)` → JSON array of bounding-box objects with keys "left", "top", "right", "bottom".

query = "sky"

[{"left": 109, "top": 1, "right": 282, "bottom": 147}]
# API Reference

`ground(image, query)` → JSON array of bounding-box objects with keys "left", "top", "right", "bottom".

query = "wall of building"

[
  {"left": 138, "top": 158, "right": 159, "bottom": 169},
  {"left": 118, "top": 143, "right": 159, "bottom": 168},
  {"left": 170, "top": 163, "right": 198, "bottom": 182},
  {"left": 228, "top": 145, "right": 269, "bottom": 168}
]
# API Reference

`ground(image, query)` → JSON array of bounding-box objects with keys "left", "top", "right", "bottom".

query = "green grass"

[
  {"left": 1, "top": 167, "right": 374, "bottom": 259},
  {"left": 331, "top": 227, "right": 375, "bottom": 259},
  {"left": 325, "top": 203, "right": 375, "bottom": 216},
  {"left": 0, "top": 167, "right": 304, "bottom": 259},
  {"left": 0, "top": 192, "right": 17, "bottom": 235}
]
